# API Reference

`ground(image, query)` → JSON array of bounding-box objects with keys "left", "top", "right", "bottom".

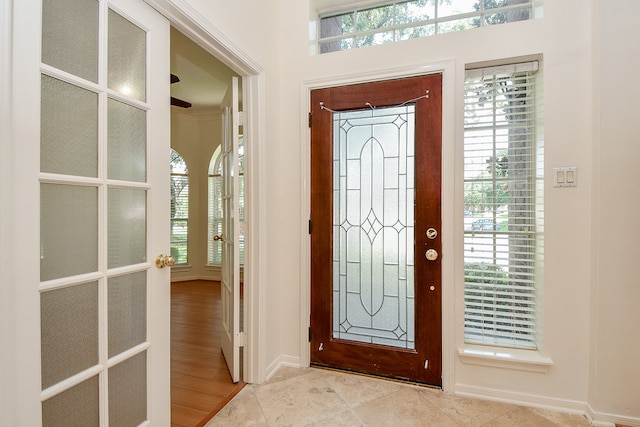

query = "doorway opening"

[{"left": 169, "top": 26, "right": 247, "bottom": 425}]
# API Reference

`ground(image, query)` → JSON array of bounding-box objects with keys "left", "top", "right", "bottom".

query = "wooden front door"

[{"left": 310, "top": 74, "right": 443, "bottom": 386}]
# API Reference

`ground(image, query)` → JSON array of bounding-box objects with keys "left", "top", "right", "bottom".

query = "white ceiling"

[
  {"left": 170, "top": 27, "right": 239, "bottom": 110},
  {"left": 169, "top": 1, "right": 378, "bottom": 110}
]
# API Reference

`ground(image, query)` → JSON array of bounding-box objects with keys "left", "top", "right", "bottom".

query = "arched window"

[
  {"left": 208, "top": 138, "right": 244, "bottom": 266},
  {"left": 170, "top": 149, "right": 189, "bottom": 265}
]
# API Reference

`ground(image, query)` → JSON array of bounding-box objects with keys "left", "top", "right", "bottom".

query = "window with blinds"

[
  {"left": 170, "top": 149, "right": 189, "bottom": 265},
  {"left": 207, "top": 147, "right": 223, "bottom": 265},
  {"left": 463, "top": 61, "right": 543, "bottom": 349}
]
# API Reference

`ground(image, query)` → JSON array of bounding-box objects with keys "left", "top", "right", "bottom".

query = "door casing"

[{"left": 142, "top": 0, "right": 266, "bottom": 384}]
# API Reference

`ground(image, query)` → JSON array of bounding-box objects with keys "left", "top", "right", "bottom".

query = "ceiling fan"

[{"left": 170, "top": 73, "right": 192, "bottom": 108}]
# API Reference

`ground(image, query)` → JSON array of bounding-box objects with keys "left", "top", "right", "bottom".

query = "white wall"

[
  {"left": 177, "top": 0, "right": 640, "bottom": 423},
  {"left": 286, "top": 0, "right": 594, "bottom": 410},
  {"left": 170, "top": 109, "right": 221, "bottom": 282},
  {"left": 590, "top": 0, "right": 640, "bottom": 421}
]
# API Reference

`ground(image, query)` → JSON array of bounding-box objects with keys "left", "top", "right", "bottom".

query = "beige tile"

[
  {"left": 416, "top": 388, "right": 513, "bottom": 426},
  {"left": 322, "top": 370, "right": 406, "bottom": 408},
  {"left": 483, "top": 407, "right": 558, "bottom": 427},
  {"left": 304, "top": 408, "right": 364, "bottom": 426},
  {"left": 205, "top": 387, "right": 268, "bottom": 427},
  {"left": 529, "top": 408, "right": 593, "bottom": 426},
  {"left": 254, "top": 369, "right": 349, "bottom": 426},
  {"left": 266, "top": 365, "right": 315, "bottom": 385},
  {"left": 353, "top": 387, "right": 461, "bottom": 426}
]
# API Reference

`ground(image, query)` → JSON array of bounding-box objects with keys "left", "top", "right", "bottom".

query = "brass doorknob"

[
  {"left": 425, "top": 249, "right": 438, "bottom": 261},
  {"left": 155, "top": 254, "right": 176, "bottom": 268}
]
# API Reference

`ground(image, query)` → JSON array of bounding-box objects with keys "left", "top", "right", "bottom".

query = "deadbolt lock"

[
  {"left": 425, "top": 249, "right": 438, "bottom": 261},
  {"left": 426, "top": 228, "right": 438, "bottom": 239}
]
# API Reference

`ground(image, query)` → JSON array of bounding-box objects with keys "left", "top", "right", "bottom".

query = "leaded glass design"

[{"left": 332, "top": 105, "right": 415, "bottom": 349}]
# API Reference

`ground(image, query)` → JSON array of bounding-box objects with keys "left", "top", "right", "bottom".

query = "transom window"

[
  {"left": 463, "top": 61, "right": 543, "bottom": 349},
  {"left": 318, "top": 0, "right": 542, "bottom": 54}
]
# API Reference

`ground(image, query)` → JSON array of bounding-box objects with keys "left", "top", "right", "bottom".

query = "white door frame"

[
  {"left": 143, "top": 0, "right": 267, "bottom": 384},
  {"left": 1, "top": 0, "right": 15, "bottom": 423},
  {"left": 299, "top": 60, "right": 457, "bottom": 392}
]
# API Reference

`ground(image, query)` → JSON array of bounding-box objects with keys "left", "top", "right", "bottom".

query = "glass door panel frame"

[{"left": 8, "top": 0, "right": 171, "bottom": 424}]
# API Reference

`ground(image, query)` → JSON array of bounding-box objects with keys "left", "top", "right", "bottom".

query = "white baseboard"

[
  {"left": 586, "top": 403, "right": 640, "bottom": 427},
  {"left": 264, "top": 354, "right": 301, "bottom": 382},
  {"left": 455, "top": 383, "right": 617, "bottom": 426},
  {"left": 456, "top": 384, "right": 640, "bottom": 426}
]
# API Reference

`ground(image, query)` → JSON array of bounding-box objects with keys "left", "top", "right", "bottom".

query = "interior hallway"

[
  {"left": 206, "top": 366, "right": 596, "bottom": 426},
  {"left": 171, "top": 280, "right": 244, "bottom": 427}
]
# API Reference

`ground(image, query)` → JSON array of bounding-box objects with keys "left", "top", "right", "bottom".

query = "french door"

[
  {"left": 11, "top": 0, "right": 171, "bottom": 424},
  {"left": 220, "top": 76, "right": 243, "bottom": 382},
  {"left": 310, "top": 74, "right": 443, "bottom": 385}
]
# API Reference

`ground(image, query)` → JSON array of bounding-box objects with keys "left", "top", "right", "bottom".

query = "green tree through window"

[{"left": 170, "top": 149, "right": 189, "bottom": 265}]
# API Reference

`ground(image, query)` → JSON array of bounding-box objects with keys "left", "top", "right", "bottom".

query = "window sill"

[{"left": 458, "top": 346, "right": 553, "bottom": 373}]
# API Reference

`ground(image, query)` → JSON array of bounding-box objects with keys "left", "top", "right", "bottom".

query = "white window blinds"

[
  {"left": 207, "top": 148, "right": 223, "bottom": 265},
  {"left": 170, "top": 149, "right": 189, "bottom": 265},
  {"left": 463, "top": 61, "right": 543, "bottom": 349}
]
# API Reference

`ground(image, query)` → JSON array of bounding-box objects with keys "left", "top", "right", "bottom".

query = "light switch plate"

[{"left": 553, "top": 167, "right": 577, "bottom": 187}]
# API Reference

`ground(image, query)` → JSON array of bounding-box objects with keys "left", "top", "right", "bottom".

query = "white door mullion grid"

[{"left": 97, "top": 2, "right": 109, "bottom": 425}]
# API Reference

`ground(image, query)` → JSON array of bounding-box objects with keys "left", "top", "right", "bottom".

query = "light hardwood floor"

[{"left": 171, "top": 280, "right": 244, "bottom": 427}]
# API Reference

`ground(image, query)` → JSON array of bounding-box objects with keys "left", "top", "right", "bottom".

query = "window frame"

[
  {"left": 462, "top": 60, "right": 543, "bottom": 351},
  {"left": 317, "top": 0, "right": 543, "bottom": 54}
]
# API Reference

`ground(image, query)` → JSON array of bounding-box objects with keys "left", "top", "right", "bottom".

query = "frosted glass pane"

[
  {"left": 109, "top": 352, "right": 147, "bottom": 427},
  {"left": 42, "top": 376, "right": 99, "bottom": 427},
  {"left": 41, "top": 282, "right": 98, "bottom": 389},
  {"left": 41, "top": 75, "right": 98, "bottom": 177},
  {"left": 108, "top": 9, "right": 146, "bottom": 102},
  {"left": 333, "top": 106, "right": 416, "bottom": 349},
  {"left": 42, "top": 0, "right": 98, "bottom": 82},
  {"left": 108, "top": 271, "right": 147, "bottom": 358},
  {"left": 41, "top": 184, "right": 98, "bottom": 281},
  {"left": 108, "top": 188, "right": 146, "bottom": 268},
  {"left": 108, "top": 98, "right": 146, "bottom": 182}
]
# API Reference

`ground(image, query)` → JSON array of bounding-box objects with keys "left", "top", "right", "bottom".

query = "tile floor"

[{"left": 206, "top": 366, "right": 593, "bottom": 426}]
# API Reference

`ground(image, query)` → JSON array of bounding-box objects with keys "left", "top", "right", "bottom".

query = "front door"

[
  {"left": 310, "top": 74, "right": 443, "bottom": 385},
  {"left": 11, "top": 0, "right": 171, "bottom": 424}
]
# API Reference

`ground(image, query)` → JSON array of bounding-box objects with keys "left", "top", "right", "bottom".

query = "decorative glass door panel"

[
  {"left": 333, "top": 106, "right": 416, "bottom": 350},
  {"left": 310, "top": 74, "right": 443, "bottom": 385},
  {"left": 29, "top": 0, "right": 171, "bottom": 424}
]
